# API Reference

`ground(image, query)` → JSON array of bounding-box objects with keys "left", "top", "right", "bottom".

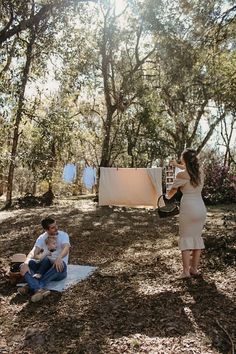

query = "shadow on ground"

[{"left": 0, "top": 200, "right": 235, "bottom": 353}]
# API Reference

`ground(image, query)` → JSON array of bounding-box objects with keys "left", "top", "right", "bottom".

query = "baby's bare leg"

[{"left": 33, "top": 273, "right": 42, "bottom": 279}]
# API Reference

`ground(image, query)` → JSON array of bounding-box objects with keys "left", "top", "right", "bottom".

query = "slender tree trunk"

[
  {"left": 196, "top": 112, "right": 226, "bottom": 155},
  {"left": 48, "top": 181, "right": 53, "bottom": 192},
  {"left": 5, "top": 32, "right": 35, "bottom": 208},
  {"left": 0, "top": 171, "right": 4, "bottom": 196},
  {"left": 46, "top": 141, "right": 57, "bottom": 192},
  {"left": 32, "top": 181, "right": 37, "bottom": 195},
  {"left": 175, "top": 122, "right": 187, "bottom": 159},
  {"left": 221, "top": 115, "right": 235, "bottom": 167},
  {"left": 99, "top": 19, "right": 116, "bottom": 167},
  {"left": 100, "top": 108, "right": 116, "bottom": 167}
]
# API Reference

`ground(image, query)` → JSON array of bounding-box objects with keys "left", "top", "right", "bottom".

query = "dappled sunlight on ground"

[
  {"left": 0, "top": 200, "right": 235, "bottom": 353},
  {"left": 102, "top": 332, "right": 217, "bottom": 354}
]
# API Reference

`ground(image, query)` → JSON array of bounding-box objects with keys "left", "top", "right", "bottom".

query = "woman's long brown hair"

[{"left": 182, "top": 148, "right": 201, "bottom": 187}]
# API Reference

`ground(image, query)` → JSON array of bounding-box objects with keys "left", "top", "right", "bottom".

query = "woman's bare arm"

[{"left": 169, "top": 160, "right": 185, "bottom": 170}]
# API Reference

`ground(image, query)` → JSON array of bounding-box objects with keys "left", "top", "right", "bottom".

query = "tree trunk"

[
  {"left": 99, "top": 18, "right": 116, "bottom": 167},
  {"left": 5, "top": 32, "right": 35, "bottom": 208},
  {"left": 48, "top": 181, "right": 53, "bottom": 192},
  {"left": 32, "top": 181, "right": 37, "bottom": 195},
  {"left": 196, "top": 112, "right": 226, "bottom": 154},
  {"left": 100, "top": 111, "right": 113, "bottom": 167},
  {"left": 0, "top": 171, "right": 4, "bottom": 196},
  {"left": 46, "top": 141, "right": 57, "bottom": 192},
  {"left": 221, "top": 115, "right": 235, "bottom": 167},
  {"left": 175, "top": 122, "right": 187, "bottom": 159}
]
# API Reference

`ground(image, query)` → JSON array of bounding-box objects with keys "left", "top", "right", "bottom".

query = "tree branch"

[
  {"left": 0, "top": 4, "right": 51, "bottom": 45},
  {"left": 196, "top": 112, "right": 226, "bottom": 154},
  {"left": 0, "top": 0, "right": 98, "bottom": 45},
  {"left": 188, "top": 98, "right": 208, "bottom": 145}
]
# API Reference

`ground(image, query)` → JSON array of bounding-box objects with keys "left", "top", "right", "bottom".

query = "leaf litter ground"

[{"left": 0, "top": 199, "right": 235, "bottom": 354}]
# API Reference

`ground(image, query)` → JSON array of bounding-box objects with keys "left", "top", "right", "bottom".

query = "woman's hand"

[
  {"left": 169, "top": 159, "right": 177, "bottom": 167},
  {"left": 166, "top": 188, "right": 178, "bottom": 199},
  {"left": 170, "top": 160, "right": 185, "bottom": 170}
]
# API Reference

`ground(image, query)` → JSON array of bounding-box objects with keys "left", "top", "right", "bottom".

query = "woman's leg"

[
  {"left": 190, "top": 249, "right": 201, "bottom": 274},
  {"left": 181, "top": 250, "right": 191, "bottom": 277}
]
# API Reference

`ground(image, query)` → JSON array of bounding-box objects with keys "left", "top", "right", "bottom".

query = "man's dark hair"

[{"left": 41, "top": 217, "right": 55, "bottom": 230}]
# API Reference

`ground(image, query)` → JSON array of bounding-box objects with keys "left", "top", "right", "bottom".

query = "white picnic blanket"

[
  {"left": 46, "top": 264, "right": 97, "bottom": 291},
  {"left": 18, "top": 264, "right": 97, "bottom": 292}
]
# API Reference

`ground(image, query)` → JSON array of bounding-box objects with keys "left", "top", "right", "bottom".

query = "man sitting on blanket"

[{"left": 19, "top": 217, "right": 70, "bottom": 302}]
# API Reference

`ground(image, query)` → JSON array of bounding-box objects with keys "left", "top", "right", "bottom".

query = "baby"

[{"left": 33, "top": 237, "right": 59, "bottom": 279}]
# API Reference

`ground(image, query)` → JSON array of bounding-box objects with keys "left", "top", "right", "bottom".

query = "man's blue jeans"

[{"left": 24, "top": 257, "right": 67, "bottom": 293}]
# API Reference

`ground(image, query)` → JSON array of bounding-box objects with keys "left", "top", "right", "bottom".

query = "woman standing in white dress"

[{"left": 167, "top": 149, "right": 207, "bottom": 278}]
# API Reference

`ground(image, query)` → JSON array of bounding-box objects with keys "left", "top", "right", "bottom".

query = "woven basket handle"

[{"left": 157, "top": 194, "right": 165, "bottom": 208}]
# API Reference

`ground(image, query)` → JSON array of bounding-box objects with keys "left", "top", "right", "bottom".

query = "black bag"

[
  {"left": 6, "top": 254, "right": 26, "bottom": 285},
  {"left": 157, "top": 194, "right": 179, "bottom": 218},
  {"left": 6, "top": 263, "right": 24, "bottom": 285}
]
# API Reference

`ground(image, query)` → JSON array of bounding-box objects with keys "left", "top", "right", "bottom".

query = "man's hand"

[
  {"left": 20, "top": 263, "right": 30, "bottom": 276},
  {"left": 53, "top": 257, "right": 64, "bottom": 272}
]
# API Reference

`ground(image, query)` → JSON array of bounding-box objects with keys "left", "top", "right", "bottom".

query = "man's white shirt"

[{"left": 35, "top": 231, "right": 70, "bottom": 264}]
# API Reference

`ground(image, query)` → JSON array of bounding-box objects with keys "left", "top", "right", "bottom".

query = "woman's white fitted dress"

[{"left": 171, "top": 175, "right": 206, "bottom": 250}]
